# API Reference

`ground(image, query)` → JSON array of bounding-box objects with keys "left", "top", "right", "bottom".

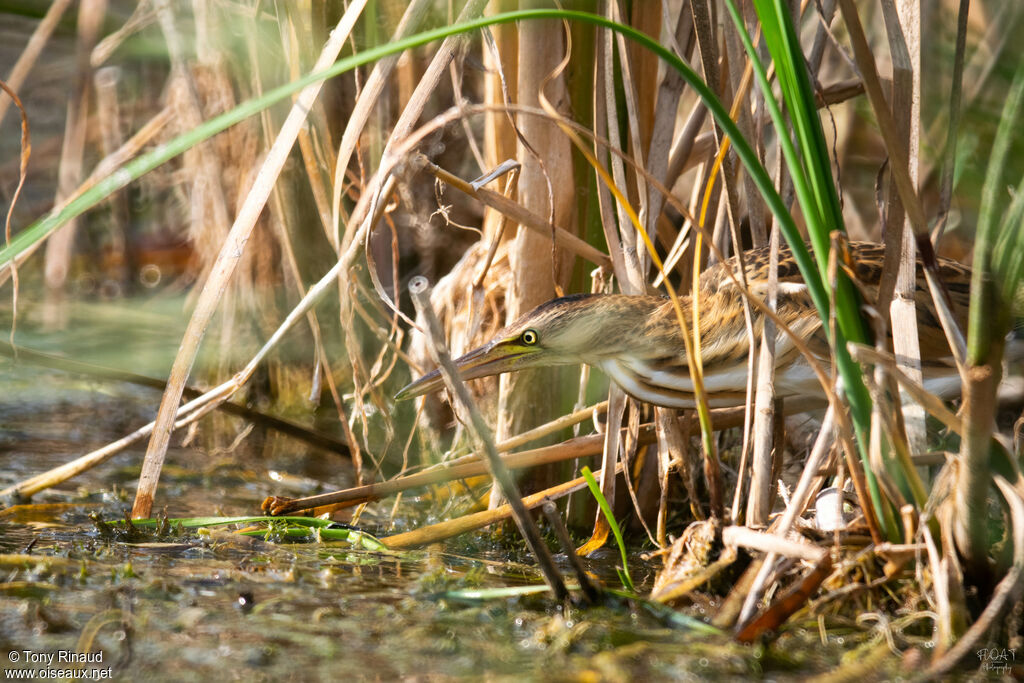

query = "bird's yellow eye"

[{"left": 521, "top": 329, "right": 538, "bottom": 345}]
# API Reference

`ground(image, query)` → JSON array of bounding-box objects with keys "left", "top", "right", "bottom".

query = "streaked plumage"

[{"left": 396, "top": 242, "right": 971, "bottom": 408}]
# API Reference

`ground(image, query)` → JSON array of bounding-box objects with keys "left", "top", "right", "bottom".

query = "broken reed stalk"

[
  {"left": 747, "top": 227, "right": 781, "bottom": 526},
  {"left": 265, "top": 426, "right": 657, "bottom": 516},
  {"left": 408, "top": 275, "right": 568, "bottom": 602},
  {"left": 721, "top": 526, "right": 826, "bottom": 563}
]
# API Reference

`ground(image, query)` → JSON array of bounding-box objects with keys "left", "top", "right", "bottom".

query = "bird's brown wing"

[{"left": 702, "top": 241, "right": 972, "bottom": 364}]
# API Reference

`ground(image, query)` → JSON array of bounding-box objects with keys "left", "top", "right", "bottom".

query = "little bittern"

[{"left": 396, "top": 242, "right": 971, "bottom": 409}]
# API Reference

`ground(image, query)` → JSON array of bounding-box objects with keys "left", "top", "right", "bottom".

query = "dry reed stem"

[
  {"left": 496, "top": 11, "right": 576, "bottom": 476},
  {"left": 642, "top": 3, "right": 688, "bottom": 248},
  {"left": 807, "top": 0, "right": 836, "bottom": 74},
  {"left": 630, "top": 26, "right": 694, "bottom": 537},
  {"left": 586, "top": 19, "right": 634, "bottom": 551},
  {"left": 42, "top": 0, "right": 107, "bottom": 317},
  {"left": 381, "top": 462, "right": 625, "bottom": 550},
  {"left": 837, "top": 0, "right": 967, "bottom": 369},
  {"left": 90, "top": 1, "right": 156, "bottom": 68},
  {"left": 93, "top": 67, "right": 129, "bottom": 288},
  {"left": 921, "top": 507, "right": 955, "bottom": 653},
  {"left": 722, "top": 526, "right": 826, "bottom": 563},
  {"left": 599, "top": 8, "right": 644, "bottom": 296},
  {"left": 747, "top": 221, "right": 781, "bottom": 526},
  {"left": 608, "top": 1, "right": 649, "bottom": 251},
  {"left": 780, "top": 407, "right": 838, "bottom": 528},
  {"left": 598, "top": 15, "right": 643, "bottom": 532},
  {"left": 690, "top": 0, "right": 744, "bottom": 269},
  {"left": 266, "top": 424, "right": 655, "bottom": 516},
  {"left": 491, "top": 400, "right": 608, "bottom": 454},
  {"left": 329, "top": 0, "right": 432, "bottom": 250},
  {"left": 132, "top": 1, "right": 368, "bottom": 518},
  {"left": 700, "top": 6, "right": 774, "bottom": 528},
  {"left": 580, "top": 386, "right": 626, "bottom": 555},
  {"left": 248, "top": 34, "right": 360, "bottom": 472},
  {"left": 723, "top": 13, "right": 766, "bottom": 249},
  {"left": 847, "top": 344, "right": 962, "bottom": 436},
  {"left": 925, "top": 475, "right": 1024, "bottom": 677},
  {"left": 878, "top": 0, "right": 927, "bottom": 461},
  {"left": 591, "top": 27, "right": 628, "bottom": 286}
]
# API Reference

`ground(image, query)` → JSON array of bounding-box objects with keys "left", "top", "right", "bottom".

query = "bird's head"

[{"left": 395, "top": 293, "right": 651, "bottom": 401}]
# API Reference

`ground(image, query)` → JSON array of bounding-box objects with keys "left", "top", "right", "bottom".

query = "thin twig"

[
  {"left": 541, "top": 498, "right": 601, "bottom": 604},
  {"left": 408, "top": 276, "right": 568, "bottom": 601},
  {"left": 422, "top": 158, "right": 610, "bottom": 268}
]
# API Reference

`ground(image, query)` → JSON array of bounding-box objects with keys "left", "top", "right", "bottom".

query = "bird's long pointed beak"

[{"left": 394, "top": 342, "right": 528, "bottom": 401}]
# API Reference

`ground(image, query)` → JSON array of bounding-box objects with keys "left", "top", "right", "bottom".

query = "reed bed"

[{"left": 1, "top": 1, "right": 1022, "bottom": 675}]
